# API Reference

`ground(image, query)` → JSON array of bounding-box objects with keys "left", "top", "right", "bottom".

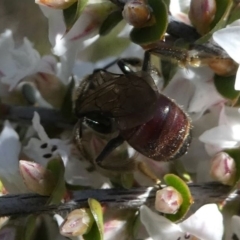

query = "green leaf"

[
  {"left": 121, "top": 173, "right": 134, "bottom": 189},
  {"left": 210, "top": 0, "right": 231, "bottom": 29},
  {"left": 225, "top": 149, "right": 240, "bottom": 188},
  {"left": 86, "top": 198, "right": 104, "bottom": 240},
  {"left": 228, "top": 4, "right": 240, "bottom": 24},
  {"left": 24, "top": 215, "right": 37, "bottom": 240},
  {"left": 60, "top": 77, "right": 76, "bottom": 120},
  {"left": 81, "top": 20, "right": 130, "bottom": 62},
  {"left": 130, "top": 0, "right": 168, "bottom": 44},
  {"left": 164, "top": 174, "right": 193, "bottom": 222},
  {"left": 84, "top": 222, "right": 101, "bottom": 240},
  {"left": 99, "top": 10, "right": 123, "bottom": 36},
  {"left": 47, "top": 158, "right": 66, "bottom": 205},
  {"left": 162, "top": 0, "right": 170, "bottom": 9},
  {"left": 161, "top": 60, "right": 178, "bottom": 88},
  {"left": 63, "top": 0, "right": 89, "bottom": 32},
  {"left": 214, "top": 74, "right": 240, "bottom": 100}
]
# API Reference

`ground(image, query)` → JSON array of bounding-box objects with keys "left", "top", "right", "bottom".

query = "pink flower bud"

[
  {"left": 19, "top": 160, "right": 56, "bottom": 195},
  {"left": 189, "top": 0, "right": 216, "bottom": 35},
  {"left": 24, "top": 73, "right": 67, "bottom": 108},
  {"left": 122, "top": 0, "right": 152, "bottom": 28},
  {"left": 60, "top": 209, "right": 94, "bottom": 237},
  {"left": 35, "top": 0, "right": 77, "bottom": 9},
  {"left": 210, "top": 152, "right": 236, "bottom": 186},
  {"left": 155, "top": 186, "right": 183, "bottom": 214}
]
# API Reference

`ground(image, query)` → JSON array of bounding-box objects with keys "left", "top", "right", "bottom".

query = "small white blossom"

[
  {"left": 199, "top": 106, "right": 240, "bottom": 156},
  {"left": 213, "top": 20, "right": 240, "bottom": 90},
  {"left": 23, "top": 112, "right": 70, "bottom": 167},
  {"left": 140, "top": 204, "right": 223, "bottom": 240},
  {"left": 0, "top": 30, "right": 40, "bottom": 91},
  {"left": 0, "top": 121, "right": 28, "bottom": 193}
]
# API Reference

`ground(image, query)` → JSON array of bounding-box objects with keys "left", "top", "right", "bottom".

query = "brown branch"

[{"left": 0, "top": 182, "right": 232, "bottom": 217}]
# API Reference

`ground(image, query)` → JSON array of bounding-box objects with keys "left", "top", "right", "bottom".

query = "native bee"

[{"left": 73, "top": 53, "right": 191, "bottom": 174}]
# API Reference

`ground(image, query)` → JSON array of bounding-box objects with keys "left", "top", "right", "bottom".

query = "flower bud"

[
  {"left": 155, "top": 186, "right": 183, "bottom": 214},
  {"left": 19, "top": 160, "right": 56, "bottom": 195},
  {"left": 208, "top": 58, "right": 238, "bottom": 76},
  {"left": 60, "top": 209, "right": 94, "bottom": 237},
  {"left": 210, "top": 152, "right": 236, "bottom": 186},
  {"left": 122, "top": 0, "right": 152, "bottom": 28},
  {"left": 35, "top": 0, "right": 77, "bottom": 9},
  {"left": 189, "top": 0, "right": 216, "bottom": 35},
  {"left": 23, "top": 73, "right": 67, "bottom": 109}
]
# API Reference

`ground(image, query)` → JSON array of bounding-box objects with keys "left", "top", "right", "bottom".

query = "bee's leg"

[
  {"left": 93, "top": 58, "right": 119, "bottom": 73},
  {"left": 117, "top": 58, "right": 142, "bottom": 74},
  {"left": 142, "top": 51, "right": 151, "bottom": 73},
  {"left": 137, "top": 161, "right": 161, "bottom": 185},
  {"left": 95, "top": 135, "right": 125, "bottom": 167}
]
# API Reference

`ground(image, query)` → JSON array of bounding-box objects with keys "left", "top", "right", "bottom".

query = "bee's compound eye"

[{"left": 85, "top": 114, "right": 115, "bottom": 134}]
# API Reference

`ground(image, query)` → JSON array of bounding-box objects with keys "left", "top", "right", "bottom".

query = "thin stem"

[
  {"left": 0, "top": 103, "right": 76, "bottom": 129},
  {"left": 0, "top": 182, "right": 232, "bottom": 217}
]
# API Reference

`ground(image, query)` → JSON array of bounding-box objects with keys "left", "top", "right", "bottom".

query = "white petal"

[
  {"left": 64, "top": 156, "right": 111, "bottom": 188},
  {"left": 196, "top": 159, "right": 212, "bottom": 183},
  {"left": 199, "top": 125, "right": 239, "bottom": 148},
  {"left": 164, "top": 77, "right": 195, "bottom": 112},
  {"left": 23, "top": 138, "right": 50, "bottom": 167},
  {"left": 37, "top": 55, "right": 58, "bottom": 75},
  {"left": 234, "top": 67, "right": 240, "bottom": 90},
  {"left": 0, "top": 121, "right": 27, "bottom": 193},
  {"left": 32, "top": 112, "right": 49, "bottom": 142},
  {"left": 1, "top": 38, "right": 41, "bottom": 90},
  {"left": 231, "top": 216, "right": 240, "bottom": 239},
  {"left": 179, "top": 204, "right": 223, "bottom": 240},
  {"left": 180, "top": 138, "right": 209, "bottom": 173},
  {"left": 140, "top": 205, "right": 184, "bottom": 240},
  {"left": 213, "top": 27, "right": 240, "bottom": 63},
  {"left": 228, "top": 19, "right": 240, "bottom": 27}
]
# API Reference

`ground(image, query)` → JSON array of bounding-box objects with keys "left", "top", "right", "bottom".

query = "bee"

[{"left": 73, "top": 53, "right": 191, "bottom": 175}]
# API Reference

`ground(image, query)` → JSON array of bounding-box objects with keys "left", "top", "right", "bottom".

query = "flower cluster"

[{"left": 1, "top": 0, "right": 240, "bottom": 239}]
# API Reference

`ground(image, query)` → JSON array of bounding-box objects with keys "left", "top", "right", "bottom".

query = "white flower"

[
  {"left": 0, "top": 30, "right": 66, "bottom": 95},
  {"left": 212, "top": 20, "right": 240, "bottom": 90},
  {"left": 23, "top": 112, "right": 70, "bottom": 167},
  {"left": 199, "top": 106, "right": 240, "bottom": 156},
  {"left": 40, "top": 2, "right": 119, "bottom": 83},
  {"left": 0, "top": 121, "right": 28, "bottom": 193},
  {"left": 24, "top": 112, "right": 110, "bottom": 188},
  {"left": 0, "top": 30, "right": 40, "bottom": 91},
  {"left": 164, "top": 66, "right": 224, "bottom": 120},
  {"left": 231, "top": 215, "right": 240, "bottom": 240},
  {"left": 140, "top": 204, "right": 223, "bottom": 240}
]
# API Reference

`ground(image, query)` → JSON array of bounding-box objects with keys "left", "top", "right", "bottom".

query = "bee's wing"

[{"left": 75, "top": 72, "right": 159, "bottom": 129}]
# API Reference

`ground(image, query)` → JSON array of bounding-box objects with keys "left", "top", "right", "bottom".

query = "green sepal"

[
  {"left": 130, "top": 0, "right": 168, "bottom": 44},
  {"left": 214, "top": 74, "right": 240, "bottom": 100},
  {"left": 47, "top": 158, "right": 66, "bottom": 205},
  {"left": 164, "top": 174, "right": 193, "bottom": 222},
  {"left": 84, "top": 198, "right": 104, "bottom": 240},
  {"left": 63, "top": 0, "right": 89, "bottom": 32},
  {"left": 99, "top": 10, "right": 123, "bottom": 36},
  {"left": 121, "top": 172, "right": 134, "bottom": 189},
  {"left": 60, "top": 76, "right": 77, "bottom": 121}
]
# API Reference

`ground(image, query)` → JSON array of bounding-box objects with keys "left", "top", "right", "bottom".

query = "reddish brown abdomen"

[{"left": 120, "top": 94, "right": 191, "bottom": 161}]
